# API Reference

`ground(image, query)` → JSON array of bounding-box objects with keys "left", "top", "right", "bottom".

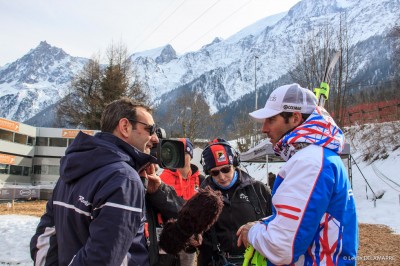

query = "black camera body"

[{"left": 150, "top": 128, "right": 185, "bottom": 169}]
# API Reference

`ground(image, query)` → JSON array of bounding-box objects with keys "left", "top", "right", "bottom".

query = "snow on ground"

[
  {"left": 242, "top": 144, "right": 400, "bottom": 235},
  {"left": 351, "top": 148, "right": 400, "bottom": 233},
  {"left": 0, "top": 215, "right": 39, "bottom": 265}
]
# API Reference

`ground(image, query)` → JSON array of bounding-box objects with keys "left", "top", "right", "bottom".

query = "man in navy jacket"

[{"left": 31, "top": 97, "right": 163, "bottom": 265}]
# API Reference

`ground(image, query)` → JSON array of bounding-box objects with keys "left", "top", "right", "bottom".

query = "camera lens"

[{"left": 160, "top": 141, "right": 181, "bottom": 168}]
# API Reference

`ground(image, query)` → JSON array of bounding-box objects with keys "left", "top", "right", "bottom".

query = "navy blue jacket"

[{"left": 31, "top": 132, "right": 157, "bottom": 266}]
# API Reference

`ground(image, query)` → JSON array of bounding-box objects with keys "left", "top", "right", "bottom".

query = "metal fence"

[{"left": 0, "top": 187, "right": 40, "bottom": 200}]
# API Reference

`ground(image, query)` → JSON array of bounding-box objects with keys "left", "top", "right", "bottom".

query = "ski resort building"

[{"left": 0, "top": 117, "right": 98, "bottom": 200}]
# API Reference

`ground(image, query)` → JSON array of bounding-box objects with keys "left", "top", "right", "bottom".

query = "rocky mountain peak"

[
  {"left": 155, "top": 44, "right": 177, "bottom": 64},
  {"left": 0, "top": 41, "right": 71, "bottom": 84},
  {"left": 24, "top": 41, "right": 68, "bottom": 65}
]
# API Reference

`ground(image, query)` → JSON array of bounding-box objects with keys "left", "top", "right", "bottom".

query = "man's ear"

[
  {"left": 114, "top": 118, "right": 131, "bottom": 139},
  {"left": 292, "top": 112, "right": 303, "bottom": 126}
]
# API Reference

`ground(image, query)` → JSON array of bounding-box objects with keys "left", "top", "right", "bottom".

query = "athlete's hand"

[{"left": 236, "top": 221, "right": 257, "bottom": 247}]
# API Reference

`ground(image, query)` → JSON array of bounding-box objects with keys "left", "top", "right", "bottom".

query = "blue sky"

[{"left": 0, "top": 0, "right": 300, "bottom": 66}]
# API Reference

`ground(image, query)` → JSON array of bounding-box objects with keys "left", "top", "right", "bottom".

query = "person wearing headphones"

[{"left": 197, "top": 138, "right": 272, "bottom": 266}]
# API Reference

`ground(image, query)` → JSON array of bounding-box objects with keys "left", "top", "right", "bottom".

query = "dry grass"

[
  {"left": 0, "top": 200, "right": 47, "bottom": 216},
  {"left": 1, "top": 200, "right": 399, "bottom": 265}
]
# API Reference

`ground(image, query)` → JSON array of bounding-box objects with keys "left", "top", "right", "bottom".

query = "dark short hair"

[
  {"left": 279, "top": 112, "right": 311, "bottom": 123},
  {"left": 100, "top": 97, "right": 152, "bottom": 133}
]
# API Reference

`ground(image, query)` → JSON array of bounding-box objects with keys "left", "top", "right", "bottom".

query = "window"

[
  {"left": 48, "top": 165, "right": 60, "bottom": 175},
  {"left": 27, "top": 136, "right": 35, "bottom": 146},
  {"left": 0, "top": 164, "right": 9, "bottom": 174},
  {"left": 10, "top": 165, "right": 23, "bottom": 176},
  {"left": 14, "top": 133, "right": 27, "bottom": 144},
  {"left": 33, "top": 165, "right": 42, "bottom": 174},
  {"left": 36, "top": 137, "right": 48, "bottom": 146},
  {"left": 33, "top": 165, "right": 59, "bottom": 175},
  {"left": 23, "top": 166, "right": 31, "bottom": 176},
  {"left": 0, "top": 129, "right": 13, "bottom": 142},
  {"left": 49, "top": 138, "right": 68, "bottom": 147},
  {"left": 0, "top": 129, "right": 35, "bottom": 146},
  {"left": 67, "top": 138, "right": 74, "bottom": 146}
]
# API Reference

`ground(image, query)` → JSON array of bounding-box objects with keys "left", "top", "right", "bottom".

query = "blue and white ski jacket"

[
  {"left": 248, "top": 107, "right": 358, "bottom": 265},
  {"left": 30, "top": 132, "right": 157, "bottom": 266}
]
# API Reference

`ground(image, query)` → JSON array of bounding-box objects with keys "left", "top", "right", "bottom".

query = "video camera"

[{"left": 150, "top": 127, "right": 185, "bottom": 169}]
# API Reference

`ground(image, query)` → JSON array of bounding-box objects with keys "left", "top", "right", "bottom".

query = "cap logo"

[
  {"left": 268, "top": 95, "right": 277, "bottom": 101},
  {"left": 283, "top": 105, "right": 301, "bottom": 111},
  {"left": 215, "top": 151, "right": 227, "bottom": 162}
]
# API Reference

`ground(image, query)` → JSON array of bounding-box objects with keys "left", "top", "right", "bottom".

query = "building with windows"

[{"left": 0, "top": 117, "right": 98, "bottom": 199}]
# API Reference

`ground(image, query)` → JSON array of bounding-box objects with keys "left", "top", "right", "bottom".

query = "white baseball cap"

[{"left": 249, "top": 83, "right": 317, "bottom": 122}]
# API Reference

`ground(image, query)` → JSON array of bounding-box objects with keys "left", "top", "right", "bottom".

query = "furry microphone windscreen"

[{"left": 158, "top": 187, "right": 223, "bottom": 255}]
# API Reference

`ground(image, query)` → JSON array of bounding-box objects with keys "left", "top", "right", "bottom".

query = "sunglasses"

[
  {"left": 210, "top": 165, "right": 232, "bottom": 177},
  {"left": 128, "top": 119, "right": 157, "bottom": 135}
]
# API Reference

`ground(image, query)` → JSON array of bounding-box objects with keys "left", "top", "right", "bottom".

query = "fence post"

[
  {"left": 347, "top": 112, "right": 352, "bottom": 126},
  {"left": 11, "top": 187, "right": 15, "bottom": 212},
  {"left": 397, "top": 103, "right": 400, "bottom": 120}
]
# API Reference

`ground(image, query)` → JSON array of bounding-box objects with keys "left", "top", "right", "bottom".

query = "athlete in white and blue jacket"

[{"left": 237, "top": 84, "right": 358, "bottom": 265}]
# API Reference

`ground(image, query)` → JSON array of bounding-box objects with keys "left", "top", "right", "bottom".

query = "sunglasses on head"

[
  {"left": 128, "top": 119, "right": 157, "bottom": 135},
  {"left": 210, "top": 165, "right": 232, "bottom": 177}
]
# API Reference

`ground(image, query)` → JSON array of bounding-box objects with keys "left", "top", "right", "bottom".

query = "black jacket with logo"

[{"left": 198, "top": 169, "right": 272, "bottom": 266}]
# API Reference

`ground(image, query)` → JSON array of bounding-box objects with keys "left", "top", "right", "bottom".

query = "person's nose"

[
  {"left": 215, "top": 172, "right": 225, "bottom": 180},
  {"left": 262, "top": 120, "right": 270, "bottom": 134},
  {"left": 151, "top": 134, "right": 159, "bottom": 144}
]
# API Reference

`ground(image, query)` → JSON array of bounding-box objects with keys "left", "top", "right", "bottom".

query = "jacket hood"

[
  {"left": 60, "top": 132, "right": 157, "bottom": 183},
  {"left": 274, "top": 106, "right": 345, "bottom": 161}
]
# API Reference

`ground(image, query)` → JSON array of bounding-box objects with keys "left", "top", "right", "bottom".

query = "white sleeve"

[{"left": 248, "top": 146, "right": 325, "bottom": 265}]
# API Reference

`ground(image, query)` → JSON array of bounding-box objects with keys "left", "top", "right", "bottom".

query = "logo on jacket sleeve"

[
  {"left": 348, "top": 189, "right": 354, "bottom": 200},
  {"left": 239, "top": 193, "right": 249, "bottom": 202},
  {"left": 78, "top": 195, "right": 92, "bottom": 206}
]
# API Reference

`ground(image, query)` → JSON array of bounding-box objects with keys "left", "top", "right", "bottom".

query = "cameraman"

[
  {"left": 145, "top": 137, "right": 204, "bottom": 266},
  {"left": 159, "top": 138, "right": 205, "bottom": 266},
  {"left": 30, "top": 97, "right": 169, "bottom": 265}
]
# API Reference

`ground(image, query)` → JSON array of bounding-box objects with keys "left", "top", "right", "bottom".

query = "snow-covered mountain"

[
  {"left": 131, "top": 0, "right": 398, "bottom": 110},
  {"left": 0, "top": 41, "right": 87, "bottom": 122},
  {"left": 0, "top": 0, "right": 398, "bottom": 124}
]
